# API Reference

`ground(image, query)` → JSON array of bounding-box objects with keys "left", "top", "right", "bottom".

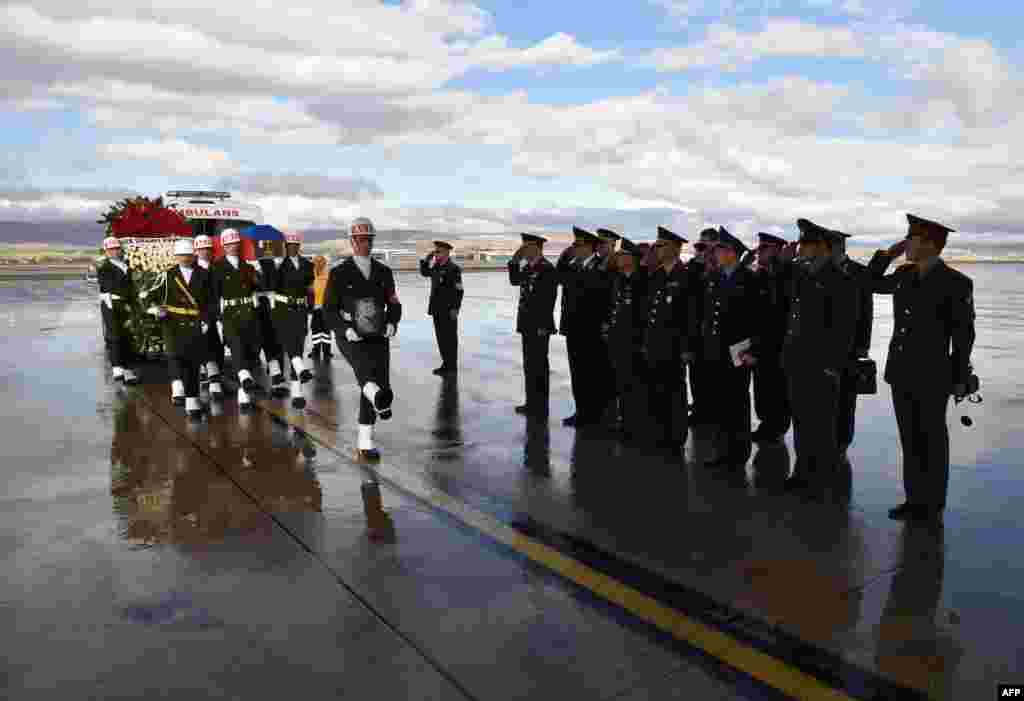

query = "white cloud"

[
  {"left": 96, "top": 140, "right": 237, "bottom": 177},
  {"left": 468, "top": 32, "right": 621, "bottom": 71}
]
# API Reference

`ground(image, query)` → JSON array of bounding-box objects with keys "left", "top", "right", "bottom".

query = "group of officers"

[{"left": 98, "top": 211, "right": 976, "bottom": 524}]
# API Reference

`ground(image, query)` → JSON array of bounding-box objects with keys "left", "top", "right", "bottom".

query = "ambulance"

[{"left": 163, "top": 190, "right": 264, "bottom": 237}]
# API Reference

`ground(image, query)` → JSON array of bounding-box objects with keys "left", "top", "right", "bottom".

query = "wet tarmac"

[{"left": 2, "top": 267, "right": 1023, "bottom": 700}]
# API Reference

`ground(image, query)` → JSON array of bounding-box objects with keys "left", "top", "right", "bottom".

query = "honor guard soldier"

[
  {"left": 595, "top": 228, "right": 622, "bottom": 419},
  {"left": 98, "top": 236, "right": 140, "bottom": 385},
  {"left": 325, "top": 217, "right": 401, "bottom": 461},
  {"left": 270, "top": 231, "right": 315, "bottom": 408},
  {"left": 419, "top": 240, "right": 464, "bottom": 376},
  {"left": 145, "top": 238, "right": 214, "bottom": 421},
  {"left": 832, "top": 230, "right": 874, "bottom": 455},
  {"left": 508, "top": 233, "right": 558, "bottom": 417},
  {"left": 193, "top": 235, "right": 225, "bottom": 400},
  {"left": 868, "top": 214, "right": 975, "bottom": 523},
  {"left": 750, "top": 232, "right": 792, "bottom": 442},
  {"left": 644, "top": 226, "right": 695, "bottom": 456},
  {"left": 698, "top": 227, "right": 763, "bottom": 467},
  {"left": 556, "top": 226, "right": 613, "bottom": 428},
  {"left": 209, "top": 228, "right": 265, "bottom": 411},
  {"left": 309, "top": 255, "right": 333, "bottom": 361},
  {"left": 780, "top": 219, "right": 858, "bottom": 497},
  {"left": 602, "top": 238, "right": 648, "bottom": 440},
  {"left": 687, "top": 228, "right": 720, "bottom": 424},
  {"left": 257, "top": 239, "right": 288, "bottom": 396}
]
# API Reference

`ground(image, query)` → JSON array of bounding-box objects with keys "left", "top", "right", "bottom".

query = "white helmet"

[
  {"left": 102, "top": 236, "right": 122, "bottom": 250},
  {"left": 285, "top": 230, "right": 303, "bottom": 245},
  {"left": 350, "top": 217, "right": 375, "bottom": 236},
  {"left": 194, "top": 235, "right": 213, "bottom": 250},
  {"left": 173, "top": 238, "right": 195, "bottom": 255},
  {"left": 220, "top": 228, "right": 241, "bottom": 246}
]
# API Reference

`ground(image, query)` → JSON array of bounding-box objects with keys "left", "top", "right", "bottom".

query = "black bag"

[{"left": 853, "top": 358, "right": 877, "bottom": 395}]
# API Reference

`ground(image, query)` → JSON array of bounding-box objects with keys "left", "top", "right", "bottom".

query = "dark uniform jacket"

[
  {"left": 152, "top": 265, "right": 213, "bottom": 356},
  {"left": 98, "top": 259, "right": 135, "bottom": 336},
  {"left": 508, "top": 257, "right": 557, "bottom": 334},
  {"left": 839, "top": 256, "right": 874, "bottom": 356},
  {"left": 605, "top": 272, "right": 648, "bottom": 349},
  {"left": 779, "top": 259, "right": 858, "bottom": 373},
  {"left": 699, "top": 265, "right": 764, "bottom": 364},
  {"left": 324, "top": 257, "right": 402, "bottom": 339},
  {"left": 556, "top": 252, "right": 612, "bottom": 337},
  {"left": 419, "top": 257, "right": 464, "bottom": 316},
  {"left": 209, "top": 258, "right": 263, "bottom": 333},
  {"left": 752, "top": 262, "right": 789, "bottom": 357},
  {"left": 643, "top": 261, "right": 695, "bottom": 364},
  {"left": 867, "top": 253, "right": 975, "bottom": 393},
  {"left": 271, "top": 256, "right": 315, "bottom": 303}
]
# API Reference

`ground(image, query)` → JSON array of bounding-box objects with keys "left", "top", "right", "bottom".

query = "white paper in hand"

[{"left": 729, "top": 338, "right": 752, "bottom": 367}]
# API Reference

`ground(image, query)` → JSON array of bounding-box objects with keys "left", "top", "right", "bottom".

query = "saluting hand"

[
  {"left": 886, "top": 240, "right": 908, "bottom": 258},
  {"left": 779, "top": 242, "right": 798, "bottom": 262}
]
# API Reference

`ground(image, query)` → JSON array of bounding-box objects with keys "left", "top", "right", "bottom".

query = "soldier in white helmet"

[
  {"left": 209, "top": 228, "right": 265, "bottom": 412},
  {"left": 324, "top": 217, "right": 401, "bottom": 461},
  {"left": 192, "top": 235, "right": 225, "bottom": 400},
  {"left": 97, "top": 236, "right": 140, "bottom": 385},
  {"left": 268, "top": 230, "right": 315, "bottom": 408},
  {"left": 144, "top": 237, "right": 214, "bottom": 421}
]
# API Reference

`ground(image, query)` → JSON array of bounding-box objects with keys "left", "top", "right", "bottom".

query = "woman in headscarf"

[{"left": 308, "top": 254, "right": 332, "bottom": 361}]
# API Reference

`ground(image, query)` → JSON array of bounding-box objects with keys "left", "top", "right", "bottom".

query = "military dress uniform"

[
  {"left": 325, "top": 222, "right": 401, "bottom": 460},
  {"left": 595, "top": 228, "right": 623, "bottom": 420},
  {"left": 508, "top": 234, "right": 558, "bottom": 417},
  {"left": 603, "top": 239, "right": 648, "bottom": 439},
  {"left": 780, "top": 220, "right": 858, "bottom": 493},
  {"left": 868, "top": 214, "right": 975, "bottom": 520},
  {"left": 556, "top": 227, "right": 613, "bottom": 427},
  {"left": 269, "top": 241, "right": 315, "bottom": 407},
  {"left": 309, "top": 256, "right": 332, "bottom": 360},
  {"left": 209, "top": 246, "right": 265, "bottom": 410},
  {"left": 835, "top": 240, "right": 874, "bottom": 451},
  {"left": 643, "top": 227, "right": 694, "bottom": 454},
  {"left": 97, "top": 239, "right": 139, "bottom": 385},
  {"left": 147, "top": 256, "right": 214, "bottom": 420},
  {"left": 698, "top": 228, "right": 763, "bottom": 467},
  {"left": 687, "top": 228, "right": 720, "bottom": 423},
  {"left": 419, "top": 241, "right": 464, "bottom": 375},
  {"left": 750, "top": 233, "right": 792, "bottom": 441},
  {"left": 194, "top": 235, "right": 225, "bottom": 399},
  {"left": 257, "top": 254, "right": 287, "bottom": 391}
]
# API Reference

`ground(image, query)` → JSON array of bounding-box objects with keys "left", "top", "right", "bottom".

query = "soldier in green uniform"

[
  {"left": 193, "top": 234, "right": 225, "bottom": 400},
  {"left": 209, "top": 228, "right": 265, "bottom": 412},
  {"left": 698, "top": 227, "right": 763, "bottom": 468},
  {"left": 867, "top": 214, "right": 976, "bottom": 523},
  {"left": 269, "top": 231, "right": 315, "bottom": 407},
  {"left": 779, "top": 219, "right": 858, "bottom": 498},
  {"left": 750, "top": 232, "right": 791, "bottom": 442},
  {"left": 602, "top": 238, "right": 648, "bottom": 440},
  {"left": 643, "top": 226, "right": 695, "bottom": 456},
  {"left": 832, "top": 230, "right": 874, "bottom": 456},
  {"left": 257, "top": 239, "right": 288, "bottom": 396},
  {"left": 419, "top": 240, "right": 464, "bottom": 376},
  {"left": 97, "top": 236, "right": 140, "bottom": 385},
  {"left": 509, "top": 233, "right": 558, "bottom": 417},
  {"left": 144, "top": 238, "right": 214, "bottom": 421}
]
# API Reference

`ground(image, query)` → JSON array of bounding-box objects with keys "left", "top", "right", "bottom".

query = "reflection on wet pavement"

[{"left": 3, "top": 269, "right": 1024, "bottom": 700}]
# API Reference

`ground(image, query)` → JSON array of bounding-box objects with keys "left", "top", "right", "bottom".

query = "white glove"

[
  {"left": 251, "top": 295, "right": 260, "bottom": 308},
  {"left": 217, "top": 321, "right": 224, "bottom": 339},
  {"left": 385, "top": 323, "right": 396, "bottom": 338},
  {"left": 201, "top": 322, "right": 209, "bottom": 334},
  {"left": 100, "top": 293, "right": 112, "bottom": 309},
  {"left": 345, "top": 328, "right": 362, "bottom": 343},
  {"left": 268, "top": 295, "right": 276, "bottom": 310},
  {"left": 139, "top": 290, "right": 149, "bottom": 301}
]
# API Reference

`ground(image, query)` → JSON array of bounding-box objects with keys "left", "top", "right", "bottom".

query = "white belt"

[
  {"left": 220, "top": 297, "right": 253, "bottom": 311},
  {"left": 273, "top": 293, "right": 307, "bottom": 306}
]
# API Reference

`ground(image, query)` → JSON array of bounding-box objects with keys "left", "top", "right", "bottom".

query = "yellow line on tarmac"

[{"left": 258, "top": 399, "right": 855, "bottom": 701}]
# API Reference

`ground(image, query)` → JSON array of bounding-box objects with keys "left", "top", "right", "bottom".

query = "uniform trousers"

[
  {"left": 566, "top": 332, "right": 606, "bottom": 423},
  {"left": 337, "top": 336, "right": 391, "bottom": 425},
  {"left": 272, "top": 304, "right": 309, "bottom": 377},
  {"left": 704, "top": 358, "right": 753, "bottom": 462},
  {"left": 688, "top": 350, "right": 711, "bottom": 421},
  {"left": 258, "top": 300, "right": 284, "bottom": 372},
  {"left": 205, "top": 323, "right": 225, "bottom": 371},
  {"left": 752, "top": 353, "right": 791, "bottom": 435},
  {"left": 836, "top": 367, "right": 859, "bottom": 447},
  {"left": 164, "top": 320, "right": 206, "bottom": 398},
  {"left": 891, "top": 386, "right": 950, "bottom": 511},
  {"left": 168, "top": 354, "right": 201, "bottom": 398},
  {"left": 648, "top": 352, "right": 688, "bottom": 446},
  {"left": 787, "top": 368, "right": 840, "bottom": 483},
  {"left": 310, "top": 308, "right": 331, "bottom": 348},
  {"left": 520, "top": 332, "right": 551, "bottom": 412},
  {"left": 432, "top": 312, "right": 458, "bottom": 369},
  {"left": 101, "top": 303, "right": 134, "bottom": 367},
  {"left": 222, "top": 309, "right": 263, "bottom": 375},
  {"left": 610, "top": 339, "right": 646, "bottom": 434}
]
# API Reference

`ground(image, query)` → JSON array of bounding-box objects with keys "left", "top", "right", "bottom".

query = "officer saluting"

[
  {"left": 419, "top": 240, "right": 464, "bottom": 376},
  {"left": 508, "top": 233, "right": 558, "bottom": 417},
  {"left": 97, "top": 236, "right": 140, "bottom": 385},
  {"left": 698, "top": 227, "right": 762, "bottom": 468},
  {"left": 270, "top": 231, "right": 315, "bottom": 408},
  {"left": 193, "top": 235, "right": 225, "bottom": 400},
  {"left": 750, "top": 232, "right": 791, "bottom": 442},
  {"left": 556, "top": 226, "right": 612, "bottom": 428},
  {"left": 325, "top": 217, "right": 401, "bottom": 462},
  {"left": 644, "top": 226, "right": 694, "bottom": 456},
  {"left": 603, "top": 238, "right": 648, "bottom": 440},
  {"left": 868, "top": 214, "right": 976, "bottom": 523},
  {"left": 779, "top": 219, "right": 858, "bottom": 497},
  {"left": 145, "top": 238, "right": 214, "bottom": 421}
]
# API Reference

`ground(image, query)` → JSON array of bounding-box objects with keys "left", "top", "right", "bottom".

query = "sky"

[{"left": 2, "top": 0, "right": 1024, "bottom": 251}]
